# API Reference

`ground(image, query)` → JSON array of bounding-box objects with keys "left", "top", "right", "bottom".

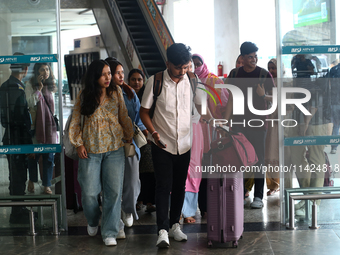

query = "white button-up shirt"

[{"left": 141, "top": 69, "right": 205, "bottom": 155}]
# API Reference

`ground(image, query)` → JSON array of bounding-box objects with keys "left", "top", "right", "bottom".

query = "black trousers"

[
  {"left": 7, "top": 154, "right": 27, "bottom": 196},
  {"left": 233, "top": 127, "right": 267, "bottom": 200},
  {"left": 138, "top": 172, "right": 156, "bottom": 205},
  {"left": 7, "top": 154, "right": 28, "bottom": 215},
  {"left": 151, "top": 143, "right": 191, "bottom": 232}
]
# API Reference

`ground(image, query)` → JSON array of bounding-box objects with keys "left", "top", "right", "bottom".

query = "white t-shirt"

[{"left": 141, "top": 69, "right": 205, "bottom": 155}]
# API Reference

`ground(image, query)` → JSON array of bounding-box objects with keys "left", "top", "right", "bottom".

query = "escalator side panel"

[{"left": 92, "top": 0, "right": 173, "bottom": 77}]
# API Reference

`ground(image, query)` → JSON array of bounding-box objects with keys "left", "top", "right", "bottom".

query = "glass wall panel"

[
  {"left": 277, "top": 0, "right": 340, "bottom": 227},
  {"left": 0, "top": 0, "right": 64, "bottom": 231}
]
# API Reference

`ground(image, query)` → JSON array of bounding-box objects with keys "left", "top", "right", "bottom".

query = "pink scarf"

[{"left": 193, "top": 54, "right": 210, "bottom": 79}]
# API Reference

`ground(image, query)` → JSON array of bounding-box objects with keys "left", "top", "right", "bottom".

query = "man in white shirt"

[{"left": 140, "top": 43, "right": 204, "bottom": 248}]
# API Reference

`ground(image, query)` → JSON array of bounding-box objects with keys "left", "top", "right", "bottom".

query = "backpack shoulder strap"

[
  {"left": 149, "top": 71, "right": 164, "bottom": 119},
  {"left": 153, "top": 71, "right": 164, "bottom": 99},
  {"left": 187, "top": 71, "right": 198, "bottom": 115},
  {"left": 187, "top": 71, "right": 197, "bottom": 96}
]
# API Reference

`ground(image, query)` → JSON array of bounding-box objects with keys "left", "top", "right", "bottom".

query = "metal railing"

[
  {"left": 0, "top": 201, "right": 59, "bottom": 235},
  {"left": 287, "top": 193, "right": 340, "bottom": 230}
]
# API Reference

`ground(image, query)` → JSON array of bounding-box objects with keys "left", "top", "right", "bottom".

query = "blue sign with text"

[
  {"left": 0, "top": 54, "right": 58, "bottom": 65},
  {"left": 285, "top": 135, "right": 340, "bottom": 146},
  {"left": 0, "top": 144, "right": 62, "bottom": 154}
]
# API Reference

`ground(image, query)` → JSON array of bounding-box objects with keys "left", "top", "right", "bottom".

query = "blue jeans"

[
  {"left": 181, "top": 191, "right": 198, "bottom": 218},
  {"left": 331, "top": 105, "right": 340, "bottom": 150},
  {"left": 77, "top": 147, "right": 125, "bottom": 240},
  {"left": 28, "top": 153, "right": 54, "bottom": 187}
]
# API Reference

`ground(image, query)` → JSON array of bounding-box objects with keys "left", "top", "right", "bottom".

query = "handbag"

[
  {"left": 63, "top": 111, "right": 84, "bottom": 160},
  {"left": 124, "top": 143, "right": 136, "bottom": 157},
  {"left": 133, "top": 122, "right": 147, "bottom": 148},
  {"left": 209, "top": 126, "right": 258, "bottom": 172}
]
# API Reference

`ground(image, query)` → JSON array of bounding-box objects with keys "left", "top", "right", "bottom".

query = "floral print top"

[{"left": 69, "top": 86, "right": 133, "bottom": 154}]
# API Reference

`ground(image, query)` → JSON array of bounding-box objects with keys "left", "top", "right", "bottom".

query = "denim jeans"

[
  {"left": 121, "top": 154, "right": 140, "bottom": 220},
  {"left": 77, "top": 147, "right": 124, "bottom": 240},
  {"left": 28, "top": 153, "right": 54, "bottom": 187},
  {"left": 151, "top": 143, "right": 191, "bottom": 232},
  {"left": 331, "top": 105, "right": 340, "bottom": 150}
]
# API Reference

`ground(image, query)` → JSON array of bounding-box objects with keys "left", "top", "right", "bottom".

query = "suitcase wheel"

[
  {"left": 208, "top": 241, "right": 212, "bottom": 248},
  {"left": 232, "top": 241, "right": 238, "bottom": 248}
]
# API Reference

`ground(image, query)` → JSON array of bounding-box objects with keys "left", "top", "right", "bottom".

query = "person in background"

[
  {"left": 236, "top": 54, "right": 243, "bottom": 68},
  {"left": 25, "top": 62, "right": 57, "bottom": 195},
  {"left": 287, "top": 54, "right": 331, "bottom": 217},
  {"left": 265, "top": 58, "right": 280, "bottom": 195},
  {"left": 329, "top": 62, "right": 340, "bottom": 154},
  {"left": 224, "top": 42, "right": 275, "bottom": 209},
  {"left": 181, "top": 60, "right": 205, "bottom": 224},
  {"left": 128, "top": 68, "right": 156, "bottom": 213},
  {"left": 0, "top": 52, "right": 37, "bottom": 224},
  {"left": 105, "top": 59, "right": 146, "bottom": 235},
  {"left": 192, "top": 53, "right": 228, "bottom": 219},
  {"left": 69, "top": 59, "right": 133, "bottom": 246},
  {"left": 235, "top": 54, "right": 254, "bottom": 199}
]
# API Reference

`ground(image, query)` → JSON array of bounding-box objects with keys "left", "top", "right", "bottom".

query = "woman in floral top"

[{"left": 69, "top": 59, "right": 133, "bottom": 246}]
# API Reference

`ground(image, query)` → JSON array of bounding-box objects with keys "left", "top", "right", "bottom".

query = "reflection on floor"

[{"left": 1, "top": 188, "right": 340, "bottom": 254}]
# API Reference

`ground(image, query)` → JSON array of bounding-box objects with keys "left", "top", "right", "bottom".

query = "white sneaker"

[
  {"left": 122, "top": 211, "right": 133, "bottom": 227},
  {"left": 156, "top": 229, "right": 169, "bottom": 248},
  {"left": 295, "top": 200, "right": 305, "bottom": 210},
  {"left": 117, "top": 228, "right": 126, "bottom": 239},
  {"left": 87, "top": 225, "right": 98, "bottom": 236},
  {"left": 250, "top": 197, "right": 263, "bottom": 209},
  {"left": 169, "top": 223, "right": 187, "bottom": 241},
  {"left": 103, "top": 237, "right": 117, "bottom": 246},
  {"left": 295, "top": 208, "right": 305, "bottom": 217}
]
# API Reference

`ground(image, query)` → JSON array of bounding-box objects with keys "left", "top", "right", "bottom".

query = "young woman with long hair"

[
  {"left": 69, "top": 59, "right": 133, "bottom": 246},
  {"left": 127, "top": 68, "right": 156, "bottom": 213},
  {"left": 105, "top": 59, "right": 147, "bottom": 235},
  {"left": 25, "top": 62, "right": 57, "bottom": 194}
]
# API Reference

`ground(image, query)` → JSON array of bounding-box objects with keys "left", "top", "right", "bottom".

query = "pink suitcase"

[
  {"left": 204, "top": 123, "right": 244, "bottom": 248},
  {"left": 207, "top": 171, "right": 244, "bottom": 247}
]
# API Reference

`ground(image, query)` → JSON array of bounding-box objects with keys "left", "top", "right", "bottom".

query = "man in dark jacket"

[{"left": 0, "top": 53, "right": 36, "bottom": 224}]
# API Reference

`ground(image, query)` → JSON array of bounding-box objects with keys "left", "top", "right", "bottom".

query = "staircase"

[{"left": 115, "top": 0, "right": 167, "bottom": 77}]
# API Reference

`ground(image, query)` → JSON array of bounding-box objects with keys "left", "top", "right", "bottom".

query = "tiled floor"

[
  {"left": 1, "top": 99, "right": 340, "bottom": 254},
  {"left": 2, "top": 229, "right": 340, "bottom": 255},
  {"left": 1, "top": 191, "right": 340, "bottom": 254}
]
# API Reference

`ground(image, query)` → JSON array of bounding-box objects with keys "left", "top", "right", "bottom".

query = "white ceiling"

[{"left": 10, "top": 8, "right": 97, "bottom": 36}]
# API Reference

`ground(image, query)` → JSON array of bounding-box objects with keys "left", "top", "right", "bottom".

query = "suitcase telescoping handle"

[
  {"left": 202, "top": 118, "right": 216, "bottom": 168},
  {"left": 202, "top": 118, "right": 215, "bottom": 145}
]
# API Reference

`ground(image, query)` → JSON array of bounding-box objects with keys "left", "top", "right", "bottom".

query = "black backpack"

[{"left": 148, "top": 71, "right": 198, "bottom": 119}]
